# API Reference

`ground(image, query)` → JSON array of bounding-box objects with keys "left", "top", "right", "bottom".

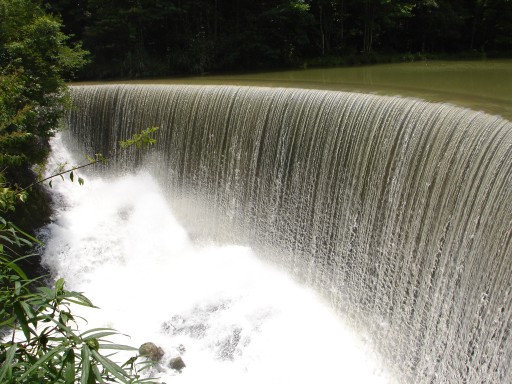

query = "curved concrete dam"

[{"left": 65, "top": 84, "right": 512, "bottom": 383}]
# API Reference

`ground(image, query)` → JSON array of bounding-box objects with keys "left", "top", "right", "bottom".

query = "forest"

[{"left": 46, "top": 0, "right": 512, "bottom": 79}]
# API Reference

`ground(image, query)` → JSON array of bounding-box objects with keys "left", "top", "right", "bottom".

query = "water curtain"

[{"left": 66, "top": 84, "right": 512, "bottom": 383}]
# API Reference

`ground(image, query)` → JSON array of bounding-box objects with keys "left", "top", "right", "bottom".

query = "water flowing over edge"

[
  {"left": 41, "top": 134, "right": 390, "bottom": 383},
  {"left": 64, "top": 84, "right": 512, "bottom": 383}
]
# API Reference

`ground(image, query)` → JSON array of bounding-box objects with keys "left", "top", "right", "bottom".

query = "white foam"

[{"left": 40, "top": 134, "right": 390, "bottom": 383}]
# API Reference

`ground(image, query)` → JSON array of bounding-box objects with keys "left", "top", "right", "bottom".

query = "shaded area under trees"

[{"left": 42, "top": 0, "right": 512, "bottom": 78}]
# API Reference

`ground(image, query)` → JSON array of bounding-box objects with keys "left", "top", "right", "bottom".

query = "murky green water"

[{"left": 92, "top": 60, "right": 511, "bottom": 120}]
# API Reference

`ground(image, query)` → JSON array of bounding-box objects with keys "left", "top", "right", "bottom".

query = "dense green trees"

[
  {"left": 0, "top": 0, "right": 89, "bottom": 231},
  {"left": 46, "top": 0, "right": 315, "bottom": 77},
  {"left": 0, "top": 0, "right": 87, "bottom": 177},
  {"left": 45, "top": 0, "right": 512, "bottom": 79},
  {"left": 310, "top": 0, "right": 512, "bottom": 56}
]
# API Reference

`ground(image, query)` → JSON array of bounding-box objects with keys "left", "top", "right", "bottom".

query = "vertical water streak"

[{"left": 65, "top": 85, "right": 512, "bottom": 383}]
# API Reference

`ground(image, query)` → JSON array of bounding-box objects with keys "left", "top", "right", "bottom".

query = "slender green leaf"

[
  {"left": 91, "top": 349, "right": 131, "bottom": 383},
  {"left": 46, "top": 315, "right": 79, "bottom": 338},
  {"left": 81, "top": 345, "right": 91, "bottom": 384},
  {"left": 6, "top": 260, "right": 28, "bottom": 279},
  {"left": 0, "top": 237, "right": 11, "bottom": 247},
  {"left": 61, "top": 291, "right": 96, "bottom": 307},
  {"left": 20, "top": 300, "right": 36, "bottom": 319},
  {"left": 8, "top": 222, "right": 42, "bottom": 245},
  {"left": 38, "top": 286, "right": 56, "bottom": 299},
  {"left": 91, "top": 363, "right": 106, "bottom": 384},
  {"left": 55, "top": 278, "right": 65, "bottom": 291},
  {"left": 80, "top": 327, "right": 118, "bottom": 338},
  {"left": 13, "top": 301, "right": 33, "bottom": 341},
  {"left": 9, "top": 253, "right": 41, "bottom": 267},
  {"left": 64, "top": 348, "right": 76, "bottom": 384},
  {"left": 83, "top": 331, "right": 120, "bottom": 340},
  {"left": 0, "top": 315, "right": 16, "bottom": 327},
  {"left": 19, "top": 344, "right": 67, "bottom": 380},
  {"left": 0, "top": 343, "right": 17, "bottom": 382},
  {"left": 99, "top": 343, "right": 138, "bottom": 351}
]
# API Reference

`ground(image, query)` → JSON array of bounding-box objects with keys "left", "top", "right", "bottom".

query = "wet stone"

[
  {"left": 169, "top": 356, "right": 186, "bottom": 372},
  {"left": 139, "top": 342, "right": 165, "bottom": 361}
]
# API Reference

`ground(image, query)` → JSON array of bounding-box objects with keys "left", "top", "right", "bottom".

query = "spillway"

[{"left": 62, "top": 84, "right": 512, "bottom": 383}]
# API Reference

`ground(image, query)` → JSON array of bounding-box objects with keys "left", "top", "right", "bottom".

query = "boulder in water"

[
  {"left": 139, "top": 342, "right": 165, "bottom": 361},
  {"left": 169, "top": 356, "right": 186, "bottom": 372}
]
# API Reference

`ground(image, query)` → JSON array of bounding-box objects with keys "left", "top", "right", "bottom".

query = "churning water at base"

[
  {"left": 40, "top": 134, "right": 390, "bottom": 383},
  {"left": 65, "top": 84, "right": 512, "bottom": 383}
]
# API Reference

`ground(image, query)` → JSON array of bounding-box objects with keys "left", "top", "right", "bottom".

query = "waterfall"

[{"left": 64, "top": 84, "right": 512, "bottom": 383}]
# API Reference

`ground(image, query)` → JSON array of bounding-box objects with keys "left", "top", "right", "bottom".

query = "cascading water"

[
  {"left": 41, "top": 135, "right": 389, "bottom": 383},
  {"left": 51, "top": 84, "right": 512, "bottom": 383}
]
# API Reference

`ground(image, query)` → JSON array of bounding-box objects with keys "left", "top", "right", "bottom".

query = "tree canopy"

[
  {"left": 0, "top": 0, "right": 88, "bottom": 170},
  {"left": 45, "top": 0, "right": 512, "bottom": 79},
  {"left": 0, "top": 0, "right": 88, "bottom": 230}
]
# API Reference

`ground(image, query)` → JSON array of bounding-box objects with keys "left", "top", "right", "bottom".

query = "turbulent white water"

[{"left": 40, "top": 134, "right": 390, "bottom": 383}]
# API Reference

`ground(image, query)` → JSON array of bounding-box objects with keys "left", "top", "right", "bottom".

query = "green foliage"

[
  {"left": 46, "top": 0, "right": 512, "bottom": 78},
  {"left": 290, "top": 0, "right": 310, "bottom": 12},
  {"left": 22, "top": 153, "right": 108, "bottom": 193},
  {"left": 0, "top": 0, "right": 89, "bottom": 172},
  {"left": 10, "top": 126, "right": 158, "bottom": 198},
  {"left": 0, "top": 174, "right": 27, "bottom": 213},
  {"left": 0, "top": 0, "right": 89, "bottom": 81},
  {"left": 0, "top": 73, "right": 38, "bottom": 167},
  {"left": 18, "top": 124, "right": 158, "bottom": 194},
  {"left": 0, "top": 222, "right": 155, "bottom": 383},
  {"left": 119, "top": 127, "right": 159, "bottom": 150}
]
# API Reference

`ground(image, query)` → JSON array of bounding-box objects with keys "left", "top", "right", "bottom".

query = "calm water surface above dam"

[{"left": 81, "top": 59, "right": 512, "bottom": 121}]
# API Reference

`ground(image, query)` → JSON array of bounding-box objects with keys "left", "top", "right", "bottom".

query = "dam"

[{"left": 45, "top": 83, "right": 512, "bottom": 383}]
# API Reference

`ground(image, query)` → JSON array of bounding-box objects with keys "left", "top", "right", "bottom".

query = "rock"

[
  {"left": 139, "top": 342, "right": 165, "bottom": 362},
  {"left": 169, "top": 356, "right": 186, "bottom": 372}
]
